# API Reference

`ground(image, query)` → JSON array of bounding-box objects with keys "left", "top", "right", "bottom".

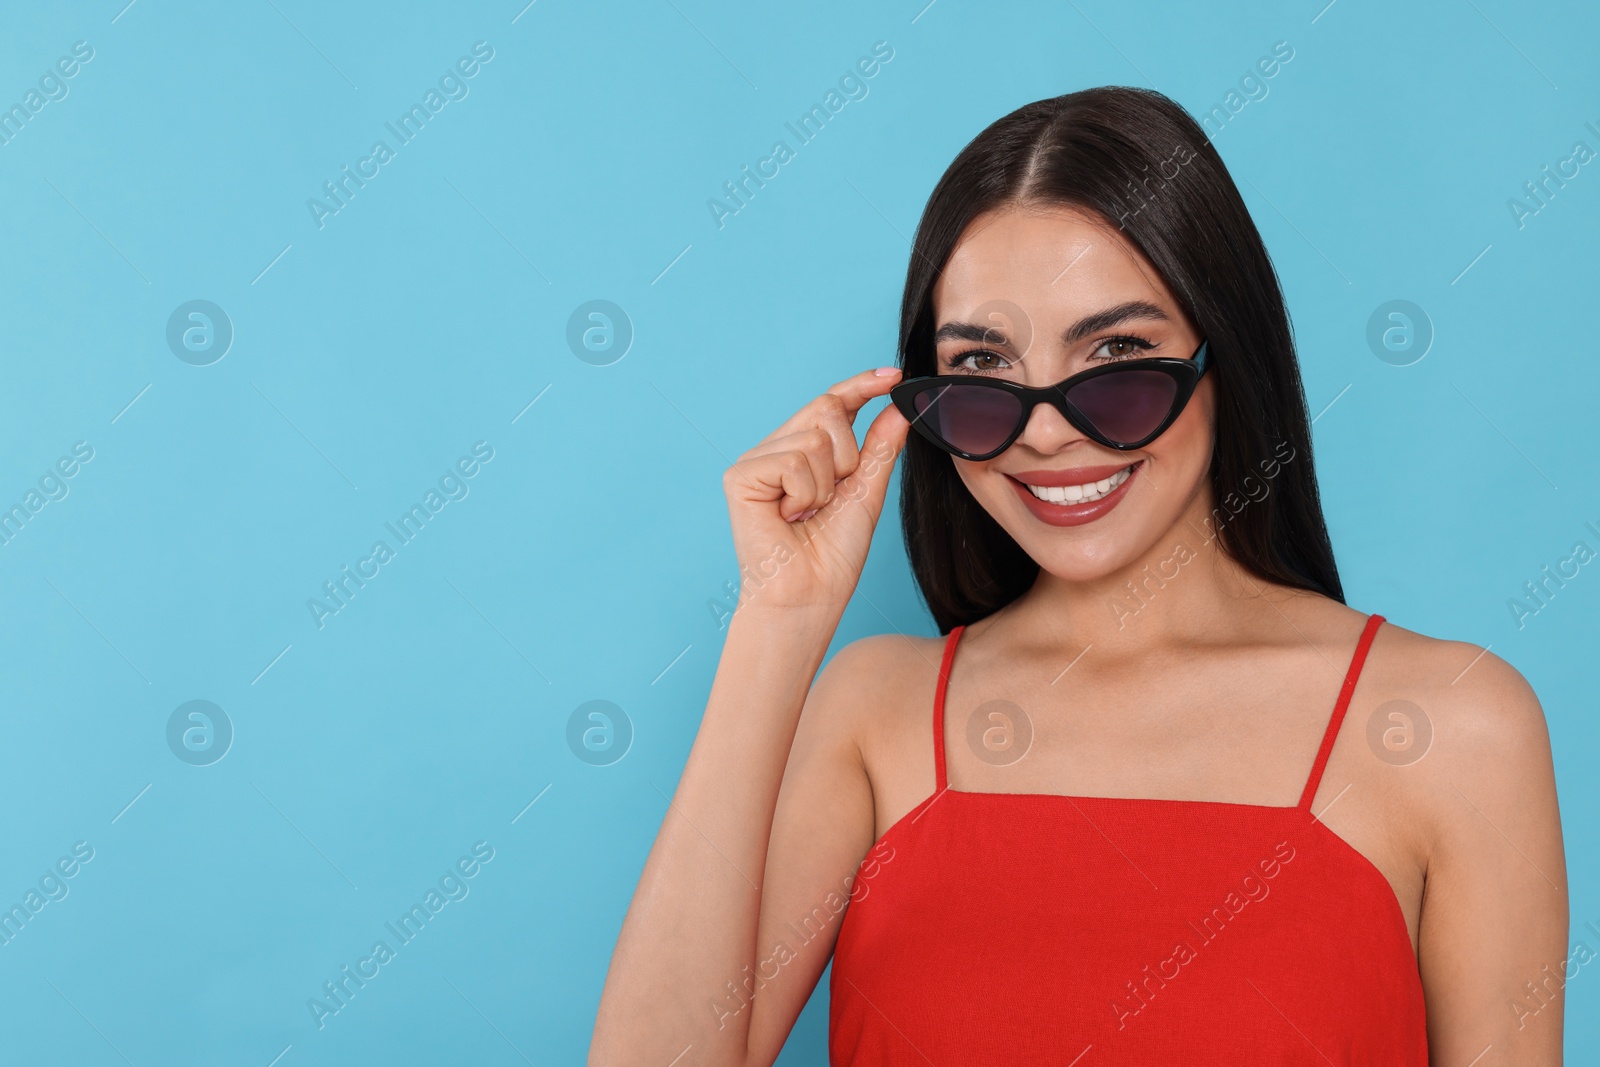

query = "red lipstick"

[{"left": 1004, "top": 461, "right": 1141, "bottom": 527}]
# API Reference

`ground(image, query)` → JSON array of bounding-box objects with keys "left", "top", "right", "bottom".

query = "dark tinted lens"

[
  {"left": 1065, "top": 369, "right": 1178, "bottom": 445},
  {"left": 913, "top": 382, "right": 1022, "bottom": 456}
]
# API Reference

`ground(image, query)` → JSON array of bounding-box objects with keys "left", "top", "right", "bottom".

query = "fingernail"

[
  {"left": 794, "top": 508, "right": 818, "bottom": 522},
  {"left": 873, "top": 366, "right": 901, "bottom": 377}
]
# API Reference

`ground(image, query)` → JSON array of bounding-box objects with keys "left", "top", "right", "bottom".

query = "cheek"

[
  {"left": 1153, "top": 380, "right": 1216, "bottom": 463},
  {"left": 951, "top": 458, "right": 1023, "bottom": 523},
  {"left": 952, "top": 457, "right": 988, "bottom": 500},
  {"left": 1109, "top": 383, "right": 1215, "bottom": 521}
]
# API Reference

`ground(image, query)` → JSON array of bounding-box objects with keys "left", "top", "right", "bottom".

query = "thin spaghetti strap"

[
  {"left": 1298, "top": 613, "right": 1386, "bottom": 810},
  {"left": 932, "top": 625, "right": 965, "bottom": 793}
]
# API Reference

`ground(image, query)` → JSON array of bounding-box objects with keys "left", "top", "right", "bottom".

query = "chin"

[{"left": 1021, "top": 530, "right": 1159, "bottom": 586}]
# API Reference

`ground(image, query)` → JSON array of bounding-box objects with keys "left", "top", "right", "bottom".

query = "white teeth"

[{"left": 1023, "top": 464, "right": 1134, "bottom": 504}]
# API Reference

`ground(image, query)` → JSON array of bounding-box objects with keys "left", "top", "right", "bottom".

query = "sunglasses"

[{"left": 890, "top": 340, "right": 1210, "bottom": 460}]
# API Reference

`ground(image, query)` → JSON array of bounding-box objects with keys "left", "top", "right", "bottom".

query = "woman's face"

[{"left": 930, "top": 202, "right": 1215, "bottom": 583}]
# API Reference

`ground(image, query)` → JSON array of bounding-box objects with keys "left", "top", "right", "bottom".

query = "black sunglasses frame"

[{"left": 890, "top": 340, "right": 1211, "bottom": 460}]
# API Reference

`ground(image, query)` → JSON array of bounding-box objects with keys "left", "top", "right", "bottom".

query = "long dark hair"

[{"left": 897, "top": 86, "right": 1343, "bottom": 634}]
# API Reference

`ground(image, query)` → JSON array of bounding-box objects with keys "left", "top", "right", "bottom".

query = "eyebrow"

[{"left": 932, "top": 300, "right": 1170, "bottom": 349}]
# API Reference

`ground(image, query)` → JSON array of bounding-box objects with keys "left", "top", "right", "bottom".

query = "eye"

[
  {"left": 943, "top": 348, "right": 1013, "bottom": 373},
  {"left": 1090, "top": 335, "right": 1155, "bottom": 362}
]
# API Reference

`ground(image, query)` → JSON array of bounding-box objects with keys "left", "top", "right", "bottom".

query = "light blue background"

[{"left": 1, "top": 0, "right": 1595, "bottom": 1062}]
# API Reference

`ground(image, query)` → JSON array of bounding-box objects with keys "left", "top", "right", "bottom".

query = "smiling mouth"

[{"left": 1016, "top": 463, "right": 1137, "bottom": 504}]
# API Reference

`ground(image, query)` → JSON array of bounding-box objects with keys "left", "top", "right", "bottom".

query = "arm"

[
  {"left": 587, "top": 608, "right": 865, "bottom": 1066},
  {"left": 740, "top": 634, "right": 901, "bottom": 1063},
  {"left": 1414, "top": 649, "right": 1568, "bottom": 1064},
  {"left": 588, "top": 370, "right": 910, "bottom": 1067}
]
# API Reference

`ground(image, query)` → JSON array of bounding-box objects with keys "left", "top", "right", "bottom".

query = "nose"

[{"left": 1009, "top": 397, "right": 1086, "bottom": 455}]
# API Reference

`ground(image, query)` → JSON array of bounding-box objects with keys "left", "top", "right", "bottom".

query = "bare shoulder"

[
  {"left": 804, "top": 631, "right": 949, "bottom": 810},
  {"left": 807, "top": 631, "right": 945, "bottom": 730},
  {"left": 1358, "top": 618, "right": 1555, "bottom": 833},
  {"left": 1364, "top": 620, "right": 1549, "bottom": 754},
  {"left": 820, "top": 631, "right": 945, "bottom": 680}
]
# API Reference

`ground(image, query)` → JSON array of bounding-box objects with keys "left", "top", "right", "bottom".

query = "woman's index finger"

[
  {"left": 761, "top": 366, "right": 903, "bottom": 446},
  {"left": 825, "top": 366, "right": 903, "bottom": 419}
]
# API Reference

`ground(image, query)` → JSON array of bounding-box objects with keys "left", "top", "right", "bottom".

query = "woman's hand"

[{"left": 723, "top": 367, "right": 909, "bottom": 616}]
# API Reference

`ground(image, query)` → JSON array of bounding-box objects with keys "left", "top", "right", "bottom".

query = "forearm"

[{"left": 589, "top": 606, "right": 839, "bottom": 1067}]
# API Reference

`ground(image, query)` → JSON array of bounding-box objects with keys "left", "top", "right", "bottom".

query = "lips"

[{"left": 1004, "top": 461, "right": 1142, "bottom": 527}]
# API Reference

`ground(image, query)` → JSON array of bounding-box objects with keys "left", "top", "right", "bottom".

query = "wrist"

[{"left": 724, "top": 600, "right": 841, "bottom": 647}]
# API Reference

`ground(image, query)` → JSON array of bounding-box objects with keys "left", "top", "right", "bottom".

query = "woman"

[{"left": 589, "top": 87, "right": 1566, "bottom": 1065}]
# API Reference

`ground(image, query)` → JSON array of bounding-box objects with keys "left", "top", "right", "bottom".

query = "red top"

[{"left": 829, "top": 613, "right": 1428, "bottom": 1064}]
